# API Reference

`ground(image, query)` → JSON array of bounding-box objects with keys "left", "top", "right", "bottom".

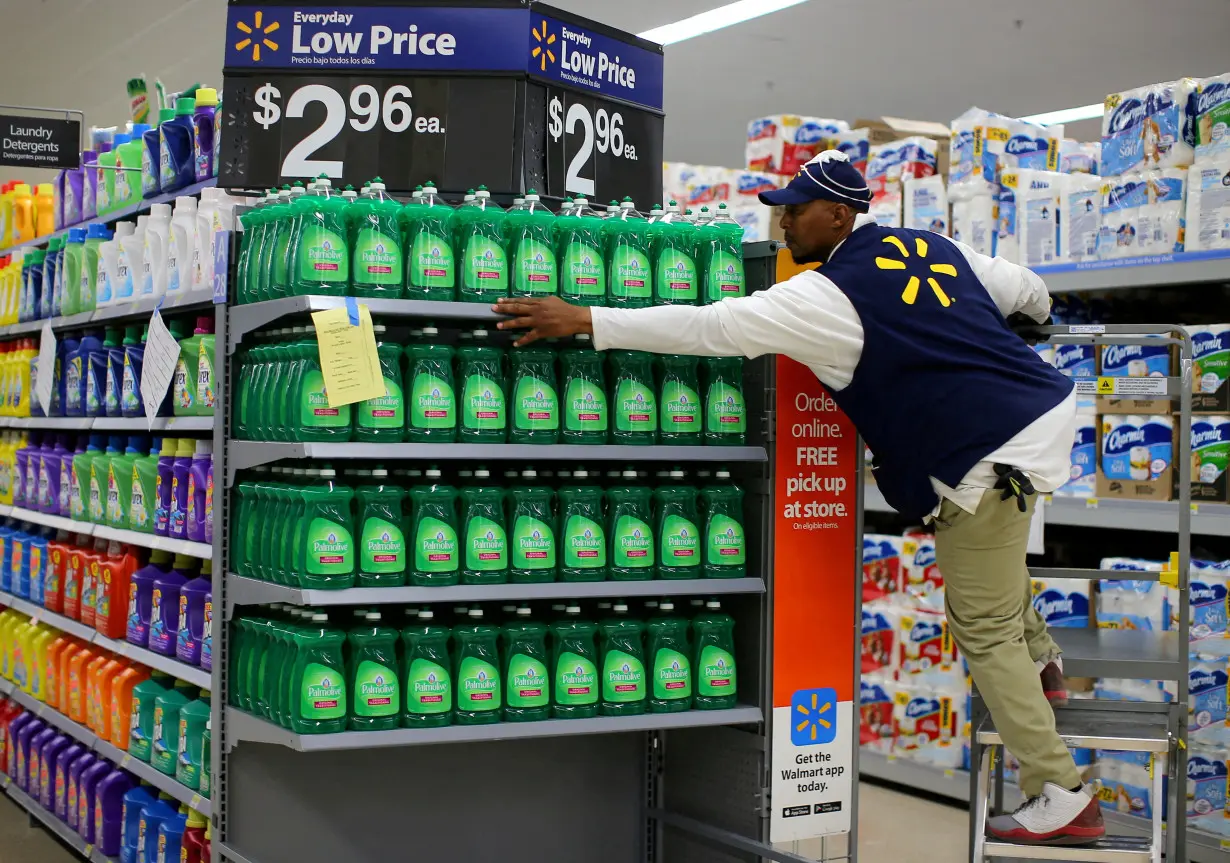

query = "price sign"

[{"left": 542, "top": 87, "right": 662, "bottom": 207}]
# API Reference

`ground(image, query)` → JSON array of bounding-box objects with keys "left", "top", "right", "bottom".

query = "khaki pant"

[{"left": 934, "top": 489, "right": 1082, "bottom": 798}]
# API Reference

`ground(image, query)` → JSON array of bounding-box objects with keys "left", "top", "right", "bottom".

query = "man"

[{"left": 494, "top": 149, "right": 1102, "bottom": 846}]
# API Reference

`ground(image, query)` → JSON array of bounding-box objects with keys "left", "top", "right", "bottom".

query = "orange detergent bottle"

[
  {"left": 66, "top": 642, "right": 98, "bottom": 724},
  {"left": 33, "top": 183, "right": 55, "bottom": 236},
  {"left": 79, "top": 539, "right": 107, "bottom": 628},
  {"left": 63, "top": 537, "right": 90, "bottom": 620},
  {"left": 95, "top": 542, "right": 138, "bottom": 639},
  {"left": 109, "top": 664, "right": 149, "bottom": 750},
  {"left": 58, "top": 637, "right": 85, "bottom": 711},
  {"left": 44, "top": 634, "right": 76, "bottom": 711},
  {"left": 10, "top": 184, "right": 33, "bottom": 244},
  {"left": 96, "top": 656, "right": 130, "bottom": 741},
  {"left": 85, "top": 649, "right": 112, "bottom": 732}
]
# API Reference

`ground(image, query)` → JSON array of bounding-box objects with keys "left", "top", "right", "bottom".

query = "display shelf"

[
  {"left": 0, "top": 416, "right": 213, "bottom": 431},
  {"left": 10, "top": 506, "right": 86, "bottom": 535},
  {"left": 92, "top": 738, "right": 211, "bottom": 817},
  {"left": 226, "top": 704, "right": 763, "bottom": 752},
  {"left": 91, "top": 525, "right": 212, "bottom": 559},
  {"left": 226, "top": 574, "right": 766, "bottom": 610},
  {"left": 1051, "top": 628, "right": 1181, "bottom": 680},
  {"left": 227, "top": 295, "right": 502, "bottom": 350},
  {"left": 4, "top": 179, "right": 219, "bottom": 256},
  {"left": 0, "top": 285, "right": 216, "bottom": 337},
  {"left": 863, "top": 484, "right": 1230, "bottom": 537},
  {"left": 1031, "top": 247, "right": 1230, "bottom": 293},
  {"left": 3, "top": 782, "right": 118, "bottom": 863},
  {"left": 0, "top": 417, "right": 92, "bottom": 429},
  {"left": 0, "top": 591, "right": 211, "bottom": 690},
  {"left": 6, "top": 684, "right": 98, "bottom": 747}
]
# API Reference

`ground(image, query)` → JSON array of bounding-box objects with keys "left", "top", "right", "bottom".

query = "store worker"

[{"left": 494, "top": 150, "right": 1100, "bottom": 847}]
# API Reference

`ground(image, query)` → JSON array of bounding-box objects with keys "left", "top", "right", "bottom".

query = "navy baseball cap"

[{"left": 758, "top": 149, "right": 872, "bottom": 212}]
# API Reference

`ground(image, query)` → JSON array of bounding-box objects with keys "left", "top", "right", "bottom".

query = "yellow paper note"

[{"left": 310, "top": 302, "right": 387, "bottom": 408}]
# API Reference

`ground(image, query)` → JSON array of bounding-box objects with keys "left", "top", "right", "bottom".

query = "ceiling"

[{"left": 554, "top": 0, "right": 1230, "bottom": 167}]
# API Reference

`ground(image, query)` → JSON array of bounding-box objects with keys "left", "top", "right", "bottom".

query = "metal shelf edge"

[
  {"left": 91, "top": 738, "right": 211, "bottom": 817},
  {"left": 92, "top": 635, "right": 212, "bottom": 691},
  {"left": 4, "top": 782, "right": 117, "bottom": 862}
]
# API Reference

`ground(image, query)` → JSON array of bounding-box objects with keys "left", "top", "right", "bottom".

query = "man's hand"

[{"left": 493, "top": 296, "right": 594, "bottom": 347}]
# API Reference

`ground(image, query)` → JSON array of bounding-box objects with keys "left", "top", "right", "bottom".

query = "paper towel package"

[
  {"left": 1193, "top": 324, "right": 1230, "bottom": 412},
  {"left": 1098, "top": 173, "right": 1148, "bottom": 259},
  {"left": 867, "top": 137, "right": 939, "bottom": 197},
  {"left": 994, "top": 172, "right": 1020, "bottom": 263},
  {"left": 902, "top": 175, "right": 948, "bottom": 234},
  {"left": 1184, "top": 157, "right": 1230, "bottom": 251},
  {"left": 662, "top": 162, "right": 700, "bottom": 206},
  {"left": 1099, "top": 414, "right": 1176, "bottom": 500},
  {"left": 731, "top": 170, "right": 780, "bottom": 206},
  {"left": 902, "top": 531, "right": 943, "bottom": 613},
  {"left": 1016, "top": 169, "right": 1064, "bottom": 268},
  {"left": 683, "top": 165, "right": 733, "bottom": 207},
  {"left": 863, "top": 534, "right": 905, "bottom": 603},
  {"left": 1054, "top": 415, "right": 1097, "bottom": 497},
  {"left": 897, "top": 610, "right": 963, "bottom": 686},
  {"left": 745, "top": 115, "right": 849, "bottom": 175},
  {"left": 1062, "top": 174, "right": 1103, "bottom": 263},
  {"left": 1101, "top": 79, "right": 1199, "bottom": 176},
  {"left": 951, "top": 192, "right": 995, "bottom": 255},
  {"left": 834, "top": 127, "right": 871, "bottom": 176},
  {"left": 1195, "top": 74, "right": 1230, "bottom": 163},
  {"left": 1191, "top": 415, "right": 1230, "bottom": 501}
]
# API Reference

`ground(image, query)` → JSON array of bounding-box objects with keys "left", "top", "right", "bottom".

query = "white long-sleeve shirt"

[{"left": 590, "top": 214, "right": 1077, "bottom": 515}]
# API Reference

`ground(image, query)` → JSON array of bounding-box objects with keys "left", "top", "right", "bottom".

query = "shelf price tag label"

[
  {"left": 33, "top": 321, "right": 56, "bottom": 416},
  {"left": 139, "top": 310, "right": 181, "bottom": 425},
  {"left": 310, "top": 302, "right": 385, "bottom": 408}
]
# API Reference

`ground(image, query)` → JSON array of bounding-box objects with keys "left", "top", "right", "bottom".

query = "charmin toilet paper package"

[
  {"left": 1193, "top": 324, "right": 1230, "bottom": 412},
  {"left": 1016, "top": 169, "right": 1064, "bottom": 267},
  {"left": 902, "top": 531, "right": 943, "bottom": 612},
  {"left": 1099, "top": 338, "right": 1174, "bottom": 414},
  {"left": 731, "top": 170, "right": 781, "bottom": 206},
  {"left": 897, "top": 610, "right": 962, "bottom": 685},
  {"left": 1195, "top": 74, "right": 1230, "bottom": 163},
  {"left": 862, "top": 603, "right": 901, "bottom": 677},
  {"left": 1062, "top": 174, "right": 1103, "bottom": 263},
  {"left": 902, "top": 175, "right": 948, "bottom": 234},
  {"left": 1098, "top": 174, "right": 1147, "bottom": 259},
  {"left": 1097, "top": 558, "right": 1169, "bottom": 629},
  {"left": 994, "top": 172, "right": 1019, "bottom": 262},
  {"left": 1186, "top": 561, "right": 1230, "bottom": 654},
  {"left": 1192, "top": 415, "right": 1230, "bottom": 501},
  {"left": 730, "top": 204, "right": 774, "bottom": 242},
  {"left": 869, "top": 194, "right": 902, "bottom": 228},
  {"left": 948, "top": 107, "right": 1014, "bottom": 199},
  {"left": 1139, "top": 168, "right": 1187, "bottom": 254},
  {"left": 1189, "top": 657, "right": 1230, "bottom": 743},
  {"left": 1030, "top": 577, "right": 1092, "bottom": 627},
  {"left": 951, "top": 192, "right": 995, "bottom": 255},
  {"left": 1099, "top": 414, "right": 1175, "bottom": 499},
  {"left": 834, "top": 128, "right": 870, "bottom": 176},
  {"left": 1060, "top": 139, "right": 1101, "bottom": 174},
  {"left": 866, "top": 137, "right": 939, "bottom": 197},
  {"left": 1184, "top": 157, "right": 1230, "bottom": 251},
  {"left": 860, "top": 678, "right": 895, "bottom": 753},
  {"left": 662, "top": 162, "right": 700, "bottom": 205},
  {"left": 1095, "top": 749, "right": 1160, "bottom": 819},
  {"left": 745, "top": 115, "right": 849, "bottom": 175},
  {"left": 890, "top": 680, "right": 966, "bottom": 769},
  {"left": 1054, "top": 415, "right": 1097, "bottom": 497},
  {"left": 1053, "top": 342, "right": 1096, "bottom": 414},
  {"left": 999, "top": 120, "right": 1064, "bottom": 173},
  {"left": 1101, "top": 79, "right": 1199, "bottom": 176},
  {"left": 1095, "top": 677, "right": 1171, "bottom": 702},
  {"left": 1186, "top": 747, "right": 1229, "bottom": 833},
  {"left": 863, "top": 534, "right": 905, "bottom": 603}
]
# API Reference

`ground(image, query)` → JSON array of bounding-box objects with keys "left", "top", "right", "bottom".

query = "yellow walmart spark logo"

[
  {"left": 234, "top": 10, "right": 280, "bottom": 62},
  {"left": 531, "top": 20, "right": 557, "bottom": 71},
  {"left": 791, "top": 687, "right": 837, "bottom": 745},
  {"left": 875, "top": 235, "right": 956, "bottom": 307}
]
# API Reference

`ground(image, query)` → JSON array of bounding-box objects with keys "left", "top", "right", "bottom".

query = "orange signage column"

[{"left": 769, "top": 250, "right": 860, "bottom": 843}]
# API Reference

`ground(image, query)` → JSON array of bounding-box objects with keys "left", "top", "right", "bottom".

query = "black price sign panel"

[
  {"left": 220, "top": 74, "right": 520, "bottom": 193},
  {"left": 543, "top": 87, "right": 662, "bottom": 208},
  {"left": 0, "top": 115, "right": 80, "bottom": 169}
]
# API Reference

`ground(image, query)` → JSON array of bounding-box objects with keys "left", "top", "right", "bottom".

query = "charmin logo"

[
  {"left": 910, "top": 620, "right": 942, "bottom": 643},
  {"left": 748, "top": 118, "right": 777, "bottom": 140},
  {"left": 1054, "top": 344, "right": 1091, "bottom": 371},
  {"left": 234, "top": 9, "right": 281, "bottom": 62},
  {"left": 861, "top": 610, "right": 891, "bottom": 634},
  {"left": 875, "top": 234, "right": 956, "bottom": 308},
  {"left": 1193, "top": 423, "right": 1227, "bottom": 447},
  {"left": 1103, "top": 343, "right": 1146, "bottom": 366},
  {"left": 905, "top": 697, "right": 939, "bottom": 720},
  {"left": 531, "top": 19, "right": 557, "bottom": 71},
  {"left": 1108, "top": 98, "right": 1146, "bottom": 134},
  {"left": 1005, "top": 135, "right": 1043, "bottom": 156},
  {"left": 1197, "top": 81, "right": 1230, "bottom": 115},
  {"left": 1195, "top": 332, "right": 1229, "bottom": 356},
  {"left": 913, "top": 546, "right": 936, "bottom": 568},
  {"left": 1190, "top": 670, "right": 1226, "bottom": 691},
  {"left": 1189, "top": 756, "right": 1226, "bottom": 778},
  {"left": 1105, "top": 426, "right": 1147, "bottom": 451},
  {"left": 1034, "top": 591, "right": 1075, "bottom": 619}
]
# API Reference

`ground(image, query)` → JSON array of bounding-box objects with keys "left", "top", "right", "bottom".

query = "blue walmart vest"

[{"left": 819, "top": 224, "right": 1073, "bottom": 519}]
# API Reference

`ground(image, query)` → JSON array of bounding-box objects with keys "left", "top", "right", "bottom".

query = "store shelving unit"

[
  {"left": 2, "top": 505, "right": 212, "bottom": 559},
  {"left": 0, "top": 285, "right": 216, "bottom": 337},
  {"left": 1, "top": 778, "right": 119, "bottom": 863},
  {"left": 0, "top": 416, "right": 213, "bottom": 432},
  {"left": 1031, "top": 247, "right": 1230, "bottom": 293}
]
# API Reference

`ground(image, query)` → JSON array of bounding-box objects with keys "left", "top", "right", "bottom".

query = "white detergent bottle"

[
  {"left": 193, "top": 188, "right": 219, "bottom": 291},
  {"left": 107, "top": 221, "right": 137, "bottom": 306},
  {"left": 144, "top": 203, "right": 173, "bottom": 300},
  {"left": 167, "top": 196, "right": 198, "bottom": 294}
]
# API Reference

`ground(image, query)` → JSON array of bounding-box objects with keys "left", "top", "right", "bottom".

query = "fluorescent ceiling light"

[
  {"left": 638, "top": 0, "right": 813, "bottom": 45},
  {"left": 1018, "top": 103, "right": 1103, "bottom": 127}
]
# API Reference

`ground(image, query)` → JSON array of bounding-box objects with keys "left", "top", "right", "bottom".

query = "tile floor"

[{"left": 0, "top": 781, "right": 968, "bottom": 863}]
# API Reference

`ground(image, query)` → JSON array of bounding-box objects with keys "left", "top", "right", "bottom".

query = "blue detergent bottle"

[
  {"left": 160, "top": 98, "right": 196, "bottom": 193},
  {"left": 119, "top": 781, "right": 156, "bottom": 863},
  {"left": 66, "top": 330, "right": 101, "bottom": 417},
  {"left": 143, "top": 110, "right": 174, "bottom": 199},
  {"left": 135, "top": 793, "right": 177, "bottom": 863},
  {"left": 121, "top": 324, "right": 147, "bottom": 418},
  {"left": 52, "top": 335, "right": 80, "bottom": 417},
  {"left": 87, "top": 328, "right": 120, "bottom": 417}
]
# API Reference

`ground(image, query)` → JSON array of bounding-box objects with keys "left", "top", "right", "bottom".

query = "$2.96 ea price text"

[{"left": 252, "top": 82, "right": 445, "bottom": 178}]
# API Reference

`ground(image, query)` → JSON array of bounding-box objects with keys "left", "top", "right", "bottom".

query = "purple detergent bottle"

[
  {"left": 54, "top": 741, "right": 88, "bottom": 820},
  {"left": 14, "top": 718, "right": 47, "bottom": 792},
  {"left": 39, "top": 733, "right": 72, "bottom": 809},
  {"left": 200, "top": 577, "right": 213, "bottom": 672},
  {"left": 78, "top": 757, "right": 115, "bottom": 842},
  {"left": 127, "top": 549, "right": 172, "bottom": 648},
  {"left": 26, "top": 725, "right": 57, "bottom": 796},
  {"left": 66, "top": 751, "right": 97, "bottom": 831},
  {"left": 186, "top": 441, "right": 212, "bottom": 542},
  {"left": 153, "top": 437, "right": 177, "bottom": 536},
  {"left": 93, "top": 767, "right": 136, "bottom": 856},
  {"left": 39, "top": 435, "right": 69, "bottom": 514},
  {"left": 148, "top": 554, "right": 194, "bottom": 656},
  {"left": 176, "top": 560, "right": 211, "bottom": 666},
  {"left": 168, "top": 438, "right": 194, "bottom": 540},
  {"left": 5, "top": 712, "right": 35, "bottom": 777},
  {"left": 192, "top": 89, "right": 218, "bottom": 181}
]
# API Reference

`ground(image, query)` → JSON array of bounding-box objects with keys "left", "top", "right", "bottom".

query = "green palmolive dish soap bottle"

[
  {"left": 291, "top": 612, "right": 348, "bottom": 733},
  {"left": 502, "top": 606, "right": 550, "bottom": 721},
  {"left": 406, "top": 326, "right": 457, "bottom": 441},
  {"left": 453, "top": 608, "right": 502, "bottom": 724},
  {"left": 460, "top": 468, "right": 508, "bottom": 585},
  {"left": 609, "top": 350, "right": 657, "bottom": 444},
  {"left": 701, "top": 203, "right": 746, "bottom": 303},
  {"left": 355, "top": 324, "right": 405, "bottom": 441},
  {"left": 356, "top": 469, "right": 407, "bottom": 586},
  {"left": 508, "top": 190, "right": 557, "bottom": 296},
  {"left": 560, "top": 334, "right": 607, "bottom": 443},
  {"left": 658, "top": 355, "right": 702, "bottom": 444},
  {"left": 349, "top": 178, "right": 404, "bottom": 296},
  {"left": 298, "top": 467, "right": 356, "bottom": 589},
  {"left": 605, "top": 197, "right": 652, "bottom": 307},
  {"left": 402, "top": 609, "right": 453, "bottom": 727},
  {"left": 296, "top": 326, "right": 353, "bottom": 441},
  {"left": 693, "top": 599, "right": 737, "bottom": 708},
  {"left": 702, "top": 470, "right": 747, "bottom": 578},
  {"left": 402, "top": 182, "right": 456, "bottom": 300},
  {"left": 600, "top": 602, "right": 646, "bottom": 715},
  {"left": 648, "top": 599, "right": 693, "bottom": 712},
  {"left": 509, "top": 469, "right": 557, "bottom": 583},
  {"left": 652, "top": 201, "right": 699, "bottom": 305},
  {"left": 703, "top": 357, "right": 747, "bottom": 445},
  {"left": 509, "top": 345, "right": 560, "bottom": 443},
  {"left": 607, "top": 469, "right": 655, "bottom": 580},
  {"left": 348, "top": 612, "right": 401, "bottom": 731},
  {"left": 556, "top": 195, "right": 606, "bottom": 305},
  {"left": 458, "top": 187, "right": 508, "bottom": 303},
  {"left": 457, "top": 328, "right": 506, "bottom": 442},
  {"left": 409, "top": 467, "right": 460, "bottom": 586},
  {"left": 654, "top": 470, "right": 702, "bottom": 579},
  {"left": 267, "top": 185, "right": 305, "bottom": 299},
  {"left": 551, "top": 604, "right": 599, "bottom": 718},
  {"left": 289, "top": 175, "right": 350, "bottom": 295},
  {"left": 558, "top": 468, "right": 607, "bottom": 582}
]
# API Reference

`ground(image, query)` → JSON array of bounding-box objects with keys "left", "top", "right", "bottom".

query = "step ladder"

[{"left": 969, "top": 323, "right": 1194, "bottom": 863}]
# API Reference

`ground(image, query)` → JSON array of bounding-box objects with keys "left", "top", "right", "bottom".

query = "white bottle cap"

[
  {"left": 565, "top": 604, "right": 581, "bottom": 614},
  {"left": 319, "top": 468, "right": 336, "bottom": 478},
  {"left": 669, "top": 469, "right": 685, "bottom": 479},
  {"left": 311, "top": 613, "right": 328, "bottom": 622},
  {"left": 613, "top": 602, "right": 629, "bottom": 613},
  {"left": 522, "top": 469, "right": 537, "bottom": 478},
  {"left": 660, "top": 600, "right": 674, "bottom": 611},
  {"left": 371, "top": 468, "right": 388, "bottom": 478},
  {"left": 474, "top": 468, "right": 490, "bottom": 478},
  {"left": 149, "top": 203, "right": 172, "bottom": 219},
  {"left": 715, "top": 469, "right": 731, "bottom": 479},
  {"left": 418, "top": 609, "right": 434, "bottom": 620},
  {"left": 517, "top": 606, "right": 532, "bottom": 617},
  {"left": 622, "top": 469, "right": 637, "bottom": 479},
  {"left": 706, "top": 599, "right": 721, "bottom": 609},
  {"left": 425, "top": 467, "right": 442, "bottom": 478},
  {"left": 468, "top": 608, "right": 484, "bottom": 618},
  {"left": 364, "top": 611, "right": 381, "bottom": 621},
  {"left": 421, "top": 326, "right": 438, "bottom": 336}
]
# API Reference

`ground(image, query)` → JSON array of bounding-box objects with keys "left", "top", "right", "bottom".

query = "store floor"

[{"left": 0, "top": 781, "right": 966, "bottom": 863}]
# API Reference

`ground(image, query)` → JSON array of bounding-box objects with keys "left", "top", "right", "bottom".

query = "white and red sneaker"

[{"left": 987, "top": 783, "right": 1105, "bottom": 845}]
